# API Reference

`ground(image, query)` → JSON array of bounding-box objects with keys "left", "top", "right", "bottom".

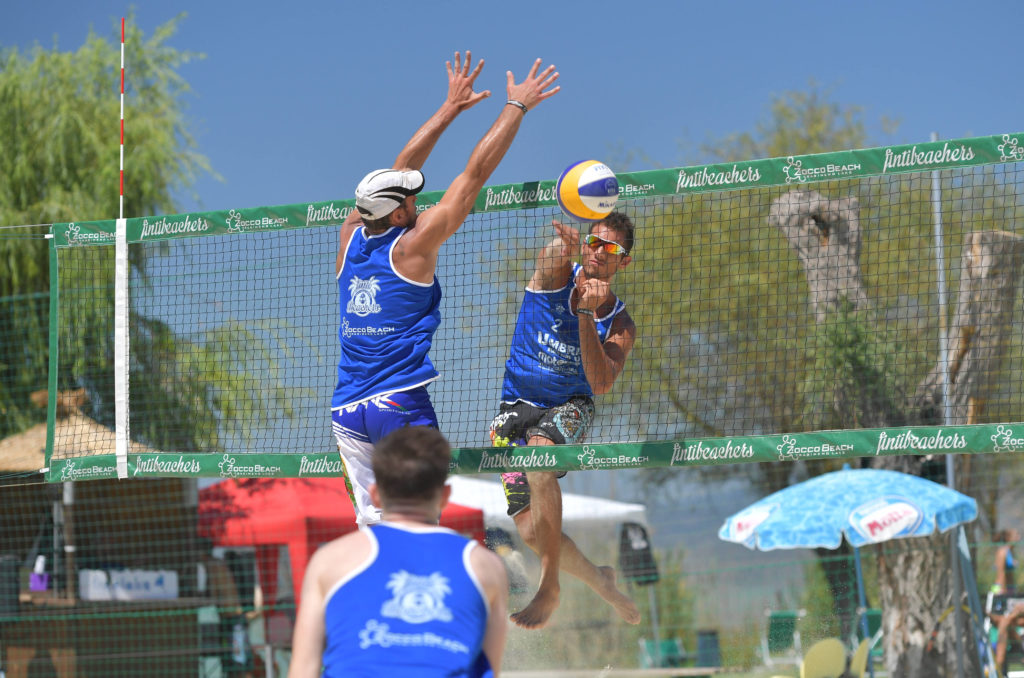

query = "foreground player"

[
  {"left": 490, "top": 213, "right": 640, "bottom": 629},
  {"left": 332, "top": 53, "right": 560, "bottom": 525},
  {"left": 288, "top": 426, "right": 509, "bottom": 678}
]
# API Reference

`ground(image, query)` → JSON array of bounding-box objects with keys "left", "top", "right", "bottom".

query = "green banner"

[
  {"left": 53, "top": 132, "right": 1024, "bottom": 247},
  {"left": 45, "top": 422, "right": 1024, "bottom": 480}
]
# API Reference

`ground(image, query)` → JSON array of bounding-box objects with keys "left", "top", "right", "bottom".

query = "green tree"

[
  {"left": 705, "top": 81, "right": 893, "bottom": 162},
  {"left": 0, "top": 16, "right": 289, "bottom": 453}
]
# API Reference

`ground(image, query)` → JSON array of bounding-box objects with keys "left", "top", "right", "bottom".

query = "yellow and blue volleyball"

[{"left": 556, "top": 160, "right": 619, "bottom": 222}]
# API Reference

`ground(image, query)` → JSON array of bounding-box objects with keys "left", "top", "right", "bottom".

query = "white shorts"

[{"left": 331, "top": 388, "right": 439, "bottom": 526}]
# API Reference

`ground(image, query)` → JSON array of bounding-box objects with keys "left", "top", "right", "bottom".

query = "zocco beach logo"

[
  {"left": 783, "top": 157, "right": 805, "bottom": 184},
  {"left": 991, "top": 425, "right": 1024, "bottom": 453},
  {"left": 60, "top": 461, "right": 113, "bottom": 481},
  {"left": 576, "top": 445, "right": 648, "bottom": 470},
  {"left": 776, "top": 434, "right": 854, "bottom": 461},
  {"left": 998, "top": 134, "right": 1024, "bottom": 162},
  {"left": 783, "top": 156, "right": 861, "bottom": 184},
  {"left": 217, "top": 454, "right": 282, "bottom": 478},
  {"left": 225, "top": 209, "right": 288, "bottom": 233},
  {"left": 618, "top": 182, "right": 655, "bottom": 198},
  {"left": 65, "top": 223, "right": 115, "bottom": 246}
]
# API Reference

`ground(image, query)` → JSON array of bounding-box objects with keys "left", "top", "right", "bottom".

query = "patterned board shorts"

[{"left": 489, "top": 396, "right": 595, "bottom": 517}]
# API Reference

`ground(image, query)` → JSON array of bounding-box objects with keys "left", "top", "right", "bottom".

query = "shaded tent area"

[
  {"left": 197, "top": 476, "right": 486, "bottom": 613},
  {"left": 0, "top": 392, "right": 200, "bottom": 678}
]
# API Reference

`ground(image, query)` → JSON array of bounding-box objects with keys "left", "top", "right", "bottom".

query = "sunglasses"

[{"left": 584, "top": 234, "right": 629, "bottom": 256}]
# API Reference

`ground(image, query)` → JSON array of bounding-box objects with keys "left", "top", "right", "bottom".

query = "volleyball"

[{"left": 556, "top": 160, "right": 620, "bottom": 222}]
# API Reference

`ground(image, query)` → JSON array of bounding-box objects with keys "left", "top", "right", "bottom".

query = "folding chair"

[
  {"left": 848, "top": 638, "right": 870, "bottom": 678},
  {"left": 799, "top": 637, "right": 846, "bottom": 678},
  {"left": 638, "top": 637, "right": 690, "bottom": 668},
  {"left": 762, "top": 608, "right": 806, "bottom": 667}
]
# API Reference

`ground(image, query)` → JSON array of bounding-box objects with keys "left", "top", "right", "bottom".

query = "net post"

[
  {"left": 45, "top": 234, "right": 60, "bottom": 480},
  {"left": 115, "top": 17, "right": 129, "bottom": 478},
  {"left": 115, "top": 217, "right": 129, "bottom": 479}
]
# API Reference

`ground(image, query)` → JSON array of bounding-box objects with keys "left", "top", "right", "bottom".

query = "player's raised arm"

[
  {"left": 403, "top": 58, "right": 560, "bottom": 258},
  {"left": 394, "top": 51, "right": 490, "bottom": 171},
  {"left": 529, "top": 219, "right": 578, "bottom": 290},
  {"left": 337, "top": 51, "right": 489, "bottom": 265}
]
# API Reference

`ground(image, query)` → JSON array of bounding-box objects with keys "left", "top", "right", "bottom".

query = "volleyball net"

[{"left": 42, "top": 132, "right": 1024, "bottom": 480}]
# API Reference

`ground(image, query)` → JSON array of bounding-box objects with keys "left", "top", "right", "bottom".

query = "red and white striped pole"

[
  {"left": 115, "top": 16, "right": 129, "bottom": 479},
  {"left": 119, "top": 16, "right": 125, "bottom": 218}
]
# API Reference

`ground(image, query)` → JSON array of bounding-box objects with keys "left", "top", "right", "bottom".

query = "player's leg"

[
  {"left": 513, "top": 463, "right": 562, "bottom": 628},
  {"left": 334, "top": 388, "right": 439, "bottom": 526},
  {"left": 501, "top": 396, "right": 638, "bottom": 627},
  {"left": 516, "top": 448, "right": 640, "bottom": 627},
  {"left": 332, "top": 406, "right": 381, "bottom": 525}
]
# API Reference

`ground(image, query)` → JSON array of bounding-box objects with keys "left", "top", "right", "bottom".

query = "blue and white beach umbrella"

[
  {"left": 718, "top": 466, "right": 980, "bottom": 676},
  {"left": 719, "top": 467, "right": 977, "bottom": 551}
]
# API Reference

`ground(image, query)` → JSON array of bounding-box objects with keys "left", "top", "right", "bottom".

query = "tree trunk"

[
  {"left": 768, "top": 190, "right": 869, "bottom": 322},
  {"left": 909, "top": 230, "right": 1024, "bottom": 562},
  {"left": 875, "top": 528, "right": 971, "bottom": 677},
  {"left": 871, "top": 454, "right": 982, "bottom": 677},
  {"left": 911, "top": 230, "right": 1024, "bottom": 425}
]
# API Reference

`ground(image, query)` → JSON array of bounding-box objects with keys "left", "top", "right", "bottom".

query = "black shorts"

[{"left": 489, "top": 396, "right": 595, "bottom": 516}]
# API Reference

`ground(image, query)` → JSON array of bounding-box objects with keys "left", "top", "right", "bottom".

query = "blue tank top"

[
  {"left": 501, "top": 263, "right": 625, "bottom": 408},
  {"left": 322, "top": 523, "right": 490, "bottom": 678},
  {"left": 332, "top": 227, "right": 442, "bottom": 409}
]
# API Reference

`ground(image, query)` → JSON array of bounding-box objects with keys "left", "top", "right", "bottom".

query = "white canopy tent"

[{"left": 446, "top": 475, "right": 650, "bottom": 532}]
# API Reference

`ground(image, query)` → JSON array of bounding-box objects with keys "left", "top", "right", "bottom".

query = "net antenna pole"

[{"left": 114, "top": 16, "right": 130, "bottom": 479}]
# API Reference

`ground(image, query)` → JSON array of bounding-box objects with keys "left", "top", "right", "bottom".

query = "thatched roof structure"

[{"left": 0, "top": 389, "right": 159, "bottom": 472}]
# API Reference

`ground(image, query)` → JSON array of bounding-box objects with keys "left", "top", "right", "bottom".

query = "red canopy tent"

[{"left": 197, "top": 477, "right": 485, "bottom": 611}]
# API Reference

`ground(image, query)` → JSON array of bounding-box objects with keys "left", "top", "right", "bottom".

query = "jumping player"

[{"left": 490, "top": 214, "right": 641, "bottom": 629}]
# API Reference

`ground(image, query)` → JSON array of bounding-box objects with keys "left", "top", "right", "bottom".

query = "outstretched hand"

[
  {"left": 506, "top": 58, "right": 560, "bottom": 111},
  {"left": 446, "top": 50, "right": 490, "bottom": 112},
  {"left": 552, "top": 219, "right": 580, "bottom": 257}
]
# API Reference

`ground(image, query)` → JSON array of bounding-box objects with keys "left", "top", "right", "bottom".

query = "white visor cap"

[{"left": 354, "top": 169, "right": 425, "bottom": 221}]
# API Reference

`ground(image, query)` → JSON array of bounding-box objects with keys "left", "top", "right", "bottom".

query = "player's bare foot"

[
  {"left": 510, "top": 586, "right": 560, "bottom": 629},
  {"left": 596, "top": 566, "right": 641, "bottom": 624}
]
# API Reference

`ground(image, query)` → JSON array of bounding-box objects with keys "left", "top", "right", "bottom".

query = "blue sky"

[{"left": 5, "top": 0, "right": 1022, "bottom": 218}]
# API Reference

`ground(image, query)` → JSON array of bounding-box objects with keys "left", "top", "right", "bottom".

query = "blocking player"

[{"left": 332, "top": 52, "right": 560, "bottom": 525}]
